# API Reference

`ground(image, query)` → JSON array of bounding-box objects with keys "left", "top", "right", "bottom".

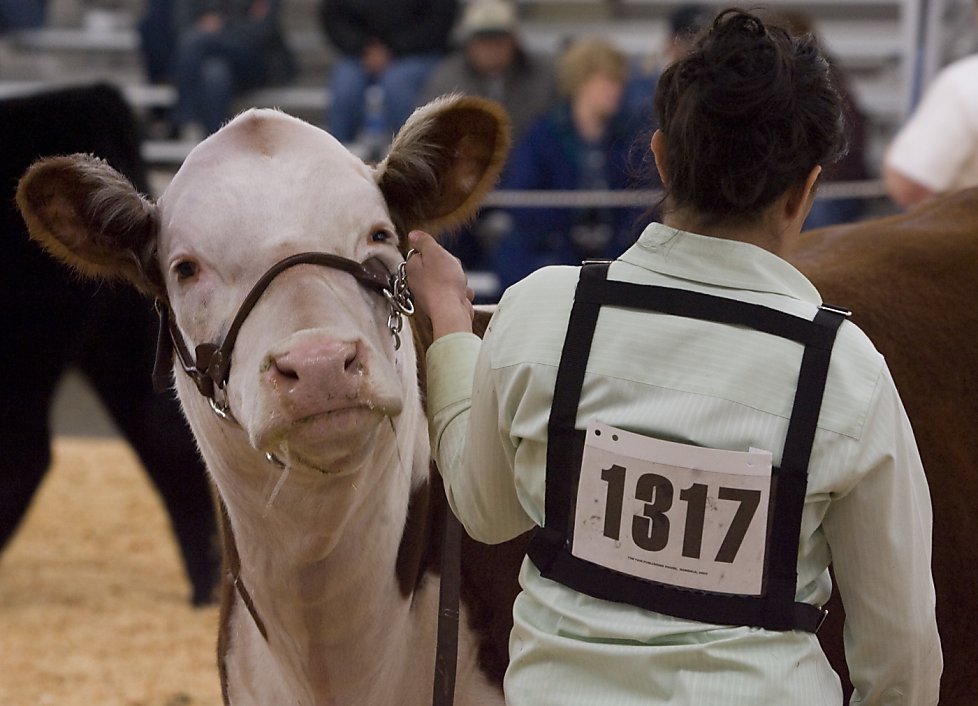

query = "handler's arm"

[
  {"left": 405, "top": 230, "right": 474, "bottom": 338},
  {"left": 883, "top": 67, "right": 973, "bottom": 209},
  {"left": 822, "top": 368, "right": 942, "bottom": 705},
  {"left": 883, "top": 165, "right": 935, "bottom": 209},
  {"left": 408, "top": 231, "right": 534, "bottom": 544}
]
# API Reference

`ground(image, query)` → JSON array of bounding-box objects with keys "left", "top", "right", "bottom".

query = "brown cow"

[{"left": 788, "top": 187, "right": 978, "bottom": 703}]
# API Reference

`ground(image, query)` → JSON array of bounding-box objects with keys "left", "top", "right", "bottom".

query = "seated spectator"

[
  {"left": 423, "top": 0, "right": 555, "bottom": 144},
  {"left": 138, "top": 0, "right": 176, "bottom": 87},
  {"left": 170, "top": 0, "right": 297, "bottom": 138},
  {"left": 320, "top": 0, "right": 458, "bottom": 151},
  {"left": 492, "top": 37, "right": 653, "bottom": 291},
  {"left": 137, "top": 0, "right": 181, "bottom": 138},
  {"left": 421, "top": 0, "right": 557, "bottom": 272},
  {"left": 621, "top": 3, "right": 712, "bottom": 137}
]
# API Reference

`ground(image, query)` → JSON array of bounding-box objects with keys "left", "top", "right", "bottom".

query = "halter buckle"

[{"left": 207, "top": 385, "right": 237, "bottom": 424}]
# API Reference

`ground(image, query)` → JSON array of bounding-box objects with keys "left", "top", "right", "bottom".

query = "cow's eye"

[{"left": 173, "top": 260, "right": 199, "bottom": 280}]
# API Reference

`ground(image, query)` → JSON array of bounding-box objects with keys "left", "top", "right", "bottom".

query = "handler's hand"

[{"left": 405, "top": 230, "right": 475, "bottom": 340}]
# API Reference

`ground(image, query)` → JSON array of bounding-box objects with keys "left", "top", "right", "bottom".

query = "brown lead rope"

[{"left": 433, "top": 509, "right": 462, "bottom": 706}]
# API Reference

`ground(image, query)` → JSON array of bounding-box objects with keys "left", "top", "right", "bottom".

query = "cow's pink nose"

[{"left": 266, "top": 337, "right": 362, "bottom": 392}]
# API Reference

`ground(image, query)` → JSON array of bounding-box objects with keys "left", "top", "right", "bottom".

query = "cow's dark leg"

[
  {"left": 77, "top": 290, "right": 220, "bottom": 605},
  {"left": 0, "top": 369, "right": 61, "bottom": 554},
  {"left": 0, "top": 244, "right": 81, "bottom": 555},
  {"left": 1, "top": 83, "right": 214, "bottom": 586}
]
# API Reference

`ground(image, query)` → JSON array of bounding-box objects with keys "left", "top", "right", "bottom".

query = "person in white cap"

[
  {"left": 423, "top": 0, "right": 556, "bottom": 144},
  {"left": 422, "top": 0, "right": 557, "bottom": 276}
]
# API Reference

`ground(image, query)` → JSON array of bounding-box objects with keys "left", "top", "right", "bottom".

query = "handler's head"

[{"left": 653, "top": 8, "right": 848, "bottom": 226}]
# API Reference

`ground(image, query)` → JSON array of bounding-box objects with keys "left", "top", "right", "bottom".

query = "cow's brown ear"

[
  {"left": 16, "top": 153, "right": 162, "bottom": 296},
  {"left": 377, "top": 94, "right": 511, "bottom": 238}
]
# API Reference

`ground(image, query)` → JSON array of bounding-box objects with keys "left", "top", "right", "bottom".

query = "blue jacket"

[{"left": 493, "top": 103, "right": 655, "bottom": 290}]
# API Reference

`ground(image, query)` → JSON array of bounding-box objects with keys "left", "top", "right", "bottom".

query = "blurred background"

[
  {"left": 0, "top": 0, "right": 971, "bottom": 444},
  {"left": 1, "top": 2, "right": 975, "bottom": 703}
]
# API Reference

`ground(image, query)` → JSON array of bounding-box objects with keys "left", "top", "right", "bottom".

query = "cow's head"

[{"left": 17, "top": 96, "right": 509, "bottom": 488}]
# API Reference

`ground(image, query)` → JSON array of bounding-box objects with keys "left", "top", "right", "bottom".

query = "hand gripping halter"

[{"left": 152, "top": 251, "right": 416, "bottom": 426}]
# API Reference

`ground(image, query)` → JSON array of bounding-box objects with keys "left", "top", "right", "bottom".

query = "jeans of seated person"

[
  {"left": 138, "top": 0, "right": 175, "bottom": 84},
  {"left": 172, "top": 28, "right": 274, "bottom": 135},
  {"left": 0, "top": 0, "right": 46, "bottom": 30},
  {"left": 326, "top": 54, "right": 441, "bottom": 144}
]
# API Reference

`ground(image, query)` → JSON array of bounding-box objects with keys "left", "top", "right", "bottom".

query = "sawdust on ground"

[{"left": 0, "top": 437, "right": 223, "bottom": 706}]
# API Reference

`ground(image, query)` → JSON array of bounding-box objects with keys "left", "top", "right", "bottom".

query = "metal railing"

[{"left": 482, "top": 180, "right": 888, "bottom": 208}]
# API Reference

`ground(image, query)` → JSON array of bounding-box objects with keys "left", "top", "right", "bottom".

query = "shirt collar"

[{"left": 619, "top": 222, "right": 822, "bottom": 305}]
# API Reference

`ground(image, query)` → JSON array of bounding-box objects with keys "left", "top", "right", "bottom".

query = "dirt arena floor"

[{"left": 0, "top": 437, "right": 223, "bottom": 706}]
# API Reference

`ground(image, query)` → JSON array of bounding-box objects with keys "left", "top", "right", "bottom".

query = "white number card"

[{"left": 571, "top": 420, "right": 773, "bottom": 596}]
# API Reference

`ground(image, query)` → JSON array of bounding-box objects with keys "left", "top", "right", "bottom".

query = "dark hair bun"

[{"left": 654, "top": 8, "right": 848, "bottom": 221}]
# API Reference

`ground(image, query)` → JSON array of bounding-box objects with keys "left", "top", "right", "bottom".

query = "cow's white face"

[
  {"left": 17, "top": 93, "right": 509, "bottom": 489},
  {"left": 160, "top": 110, "right": 414, "bottom": 475}
]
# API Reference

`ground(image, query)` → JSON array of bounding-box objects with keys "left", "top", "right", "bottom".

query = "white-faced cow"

[
  {"left": 17, "top": 95, "right": 519, "bottom": 705},
  {"left": 15, "top": 91, "right": 977, "bottom": 704}
]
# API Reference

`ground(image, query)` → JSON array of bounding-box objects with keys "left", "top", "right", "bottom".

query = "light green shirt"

[{"left": 426, "top": 223, "right": 941, "bottom": 705}]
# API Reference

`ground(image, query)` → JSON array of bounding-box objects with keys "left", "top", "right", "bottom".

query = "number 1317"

[{"left": 599, "top": 464, "right": 761, "bottom": 564}]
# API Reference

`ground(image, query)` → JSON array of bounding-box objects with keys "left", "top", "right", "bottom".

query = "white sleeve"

[
  {"left": 885, "top": 68, "right": 976, "bottom": 192},
  {"left": 426, "top": 329, "right": 534, "bottom": 545}
]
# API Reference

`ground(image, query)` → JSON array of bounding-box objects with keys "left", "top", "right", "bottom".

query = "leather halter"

[{"left": 152, "top": 251, "right": 415, "bottom": 421}]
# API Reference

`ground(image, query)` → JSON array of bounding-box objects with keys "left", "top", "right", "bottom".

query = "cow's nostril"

[
  {"left": 344, "top": 345, "right": 359, "bottom": 373},
  {"left": 273, "top": 356, "right": 300, "bottom": 381}
]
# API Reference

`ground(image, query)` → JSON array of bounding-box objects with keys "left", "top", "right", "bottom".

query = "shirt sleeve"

[
  {"left": 426, "top": 329, "right": 534, "bottom": 545},
  {"left": 884, "top": 68, "right": 975, "bottom": 192},
  {"left": 821, "top": 367, "right": 943, "bottom": 705}
]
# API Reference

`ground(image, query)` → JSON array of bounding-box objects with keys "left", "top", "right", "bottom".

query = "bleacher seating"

[{"left": 0, "top": 0, "right": 954, "bottom": 194}]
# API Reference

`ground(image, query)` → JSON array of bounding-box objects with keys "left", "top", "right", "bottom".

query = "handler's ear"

[
  {"left": 375, "top": 93, "right": 512, "bottom": 240},
  {"left": 651, "top": 129, "right": 669, "bottom": 187}
]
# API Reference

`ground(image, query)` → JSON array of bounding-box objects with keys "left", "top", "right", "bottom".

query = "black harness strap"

[{"left": 527, "top": 262, "right": 846, "bottom": 633}]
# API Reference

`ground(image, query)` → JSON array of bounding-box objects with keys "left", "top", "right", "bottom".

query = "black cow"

[{"left": 0, "top": 83, "right": 219, "bottom": 605}]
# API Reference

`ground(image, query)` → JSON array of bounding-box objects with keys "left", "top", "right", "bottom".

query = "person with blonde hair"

[{"left": 491, "top": 36, "right": 654, "bottom": 291}]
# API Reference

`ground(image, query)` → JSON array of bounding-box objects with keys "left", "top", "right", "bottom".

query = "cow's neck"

[{"left": 213, "top": 410, "right": 438, "bottom": 704}]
